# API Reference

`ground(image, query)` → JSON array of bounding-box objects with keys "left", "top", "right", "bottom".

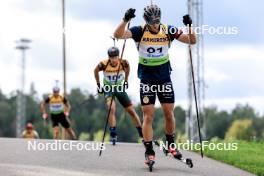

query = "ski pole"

[
  {"left": 99, "top": 22, "right": 131, "bottom": 156},
  {"left": 187, "top": 22, "right": 204, "bottom": 158}
]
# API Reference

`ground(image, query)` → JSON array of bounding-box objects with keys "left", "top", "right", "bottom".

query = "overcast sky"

[{"left": 0, "top": 0, "right": 263, "bottom": 114}]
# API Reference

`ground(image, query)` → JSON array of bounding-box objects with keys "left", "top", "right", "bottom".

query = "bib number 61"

[{"left": 147, "top": 47, "right": 163, "bottom": 54}]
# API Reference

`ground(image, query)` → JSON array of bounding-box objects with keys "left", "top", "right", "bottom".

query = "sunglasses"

[{"left": 147, "top": 18, "right": 160, "bottom": 25}]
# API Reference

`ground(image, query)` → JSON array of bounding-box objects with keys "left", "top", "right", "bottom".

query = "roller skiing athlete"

[
  {"left": 94, "top": 46, "right": 143, "bottom": 145},
  {"left": 40, "top": 86, "right": 77, "bottom": 140},
  {"left": 114, "top": 4, "right": 196, "bottom": 171}
]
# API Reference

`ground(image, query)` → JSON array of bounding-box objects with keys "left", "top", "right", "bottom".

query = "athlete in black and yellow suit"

[
  {"left": 94, "top": 46, "right": 143, "bottom": 145},
  {"left": 40, "top": 86, "right": 76, "bottom": 140},
  {"left": 114, "top": 5, "right": 197, "bottom": 162}
]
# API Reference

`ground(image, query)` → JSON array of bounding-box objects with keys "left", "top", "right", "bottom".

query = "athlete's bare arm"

[
  {"left": 94, "top": 65, "right": 101, "bottom": 84},
  {"left": 177, "top": 27, "right": 196, "bottom": 44},
  {"left": 114, "top": 21, "right": 132, "bottom": 39}
]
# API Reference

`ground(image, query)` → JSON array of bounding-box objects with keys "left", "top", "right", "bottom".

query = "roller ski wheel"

[
  {"left": 110, "top": 136, "right": 117, "bottom": 146},
  {"left": 154, "top": 140, "right": 194, "bottom": 168},
  {"left": 186, "top": 158, "right": 193, "bottom": 168},
  {"left": 148, "top": 160, "right": 155, "bottom": 172},
  {"left": 144, "top": 154, "right": 155, "bottom": 172}
]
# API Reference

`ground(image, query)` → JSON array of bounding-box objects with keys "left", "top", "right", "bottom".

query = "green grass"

[{"left": 202, "top": 141, "right": 264, "bottom": 176}]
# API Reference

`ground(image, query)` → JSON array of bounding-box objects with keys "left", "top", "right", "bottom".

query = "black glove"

[
  {"left": 123, "top": 8, "right": 136, "bottom": 22},
  {"left": 123, "top": 81, "right": 128, "bottom": 90},
  {"left": 183, "top": 14, "right": 192, "bottom": 26},
  {"left": 97, "top": 83, "right": 103, "bottom": 94}
]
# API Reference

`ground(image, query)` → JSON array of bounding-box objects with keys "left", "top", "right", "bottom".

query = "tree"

[
  {"left": 231, "top": 104, "right": 257, "bottom": 120},
  {"left": 204, "top": 106, "right": 231, "bottom": 140},
  {"left": 225, "top": 119, "right": 256, "bottom": 141},
  {"left": 252, "top": 118, "right": 264, "bottom": 140},
  {"left": 0, "top": 101, "right": 14, "bottom": 137},
  {"left": 174, "top": 106, "right": 186, "bottom": 135}
]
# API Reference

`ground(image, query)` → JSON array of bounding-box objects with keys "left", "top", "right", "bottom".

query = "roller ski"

[
  {"left": 143, "top": 141, "right": 156, "bottom": 172},
  {"left": 109, "top": 127, "right": 117, "bottom": 146},
  {"left": 154, "top": 140, "right": 193, "bottom": 168},
  {"left": 110, "top": 135, "right": 117, "bottom": 146},
  {"left": 144, "top": 152, "right": 155, "bottom": 172}
]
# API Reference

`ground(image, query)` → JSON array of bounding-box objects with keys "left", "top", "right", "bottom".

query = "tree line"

[{"left": 0, "top": 87, "right": 263, "bottom": 142}]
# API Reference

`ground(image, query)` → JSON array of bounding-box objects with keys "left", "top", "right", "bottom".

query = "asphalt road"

[{"left": 0, "top": 138, "right": 255, "bottom": 176}]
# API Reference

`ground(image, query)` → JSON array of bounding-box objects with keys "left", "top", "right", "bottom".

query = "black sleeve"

[
  {"left": 45, "top": 97, "right": 50, "bottom": 103},
  {"left": 129, "top": 26, "right": 144, "bottom": 42}
]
